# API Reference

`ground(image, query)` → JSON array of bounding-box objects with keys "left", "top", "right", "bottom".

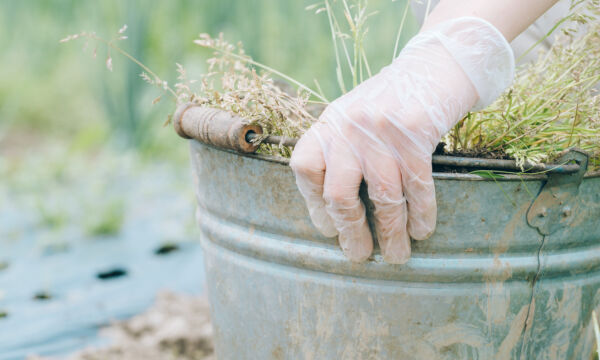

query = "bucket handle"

[{"left": 173, "top": 104, "right": 582, "bottom": 175}]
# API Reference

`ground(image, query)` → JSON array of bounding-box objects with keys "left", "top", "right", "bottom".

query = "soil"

[{"left": 29, "top": 292, "right": 215, "bottom": 360}]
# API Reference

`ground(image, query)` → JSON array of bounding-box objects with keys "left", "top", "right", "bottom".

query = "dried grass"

[
  {"left": 186, "top": 34, "right": 319, "bottom": 157},
  {"left": 445, "top": 1, "right": 600, "bottom": 170},
  {"left": 62, "top": 0, "right": 600, "bottom": 169}
]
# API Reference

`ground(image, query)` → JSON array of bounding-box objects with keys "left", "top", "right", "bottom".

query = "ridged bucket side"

[{"left": 190, "top": 140, "right": 600, "bottom": 359}]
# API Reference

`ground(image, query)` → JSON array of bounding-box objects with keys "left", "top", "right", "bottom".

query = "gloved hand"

[{"left": 290, "top": 17, "right": 514, "bottom": 264}]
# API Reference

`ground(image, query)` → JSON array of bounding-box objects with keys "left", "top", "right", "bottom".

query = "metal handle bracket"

[{"left": 527, "top": 149, "right": 589, "bottom": 235}]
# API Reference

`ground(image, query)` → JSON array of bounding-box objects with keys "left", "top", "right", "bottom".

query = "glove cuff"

[{"left": 407, "top": 17, "right": 515, "bottom": 110}]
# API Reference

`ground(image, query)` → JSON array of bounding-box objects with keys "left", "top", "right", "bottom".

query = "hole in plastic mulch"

[
  {"left": 154, "top": 243, "right": 180, "bottom": 256},
  {"left": 96, "top": 268, "right": 128, "bottom": 280},
  {"left": 33, "top": 291, "right": 53, "bottom": 301}
]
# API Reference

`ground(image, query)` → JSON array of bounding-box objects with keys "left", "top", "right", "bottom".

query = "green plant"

[
  {"left": 445, "top": 1, "right": 600, "bottom": 170},
  {"left": 307, "top": 0, "right": 376, "bottom": 92},
  {"left": 37, "top": 201, "right": 68, "bottom": 229},
  {"left": 85, "top": 198, "right": 125, "bottom": 237},
  {"left": 63, "top": 29, "right": 322, "bottom": 157},
  {"left": 61, "top": 0, "right": 408, "bottom": 157},
  {"left": 62, "top": 0, "right": 600, "bottom": 169}
]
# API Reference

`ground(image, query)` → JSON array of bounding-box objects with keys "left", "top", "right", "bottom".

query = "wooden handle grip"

[{"left": 173, "top": 103, "right": 263, "bottom": 153}]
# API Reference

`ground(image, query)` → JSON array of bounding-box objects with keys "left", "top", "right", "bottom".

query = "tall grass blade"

[
  {"left": 392, "top": 0, "right": 411, "bottom": 61},
  {"left": 325, "top": 0, "right": 347, "bottom": 94}
]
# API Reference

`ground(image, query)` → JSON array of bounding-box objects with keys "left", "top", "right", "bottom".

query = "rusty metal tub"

[{"left": 188, "top": 139, "right": 600, "bottom": 359}]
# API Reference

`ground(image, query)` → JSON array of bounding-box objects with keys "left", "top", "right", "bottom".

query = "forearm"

[{"left": 421, "top": 0, "right": 560, "bottom": 41}]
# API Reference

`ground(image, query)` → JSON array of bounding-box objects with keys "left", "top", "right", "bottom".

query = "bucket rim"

[{"left": 191, "top": 140, "right": 600, "bottom": 181}]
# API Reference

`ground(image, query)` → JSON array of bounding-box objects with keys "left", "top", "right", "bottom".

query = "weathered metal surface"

[
  {"left": 189, "top": 140, "right": 600, "bottom": 359},
  {"left": 527, "top": 149, "right": 589, "bottom": 235}
]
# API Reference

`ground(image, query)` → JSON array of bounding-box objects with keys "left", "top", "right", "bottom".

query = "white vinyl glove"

[{"left": 290, "top": 17, "right": 514, "bottom": 264}]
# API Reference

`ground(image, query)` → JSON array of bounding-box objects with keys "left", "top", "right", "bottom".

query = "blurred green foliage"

[
  {"left": 84, "top": 198, "right": 125, "bottom": 237},
  {"left": 0, "top": 0, "right": 417, "bottom": 156}
]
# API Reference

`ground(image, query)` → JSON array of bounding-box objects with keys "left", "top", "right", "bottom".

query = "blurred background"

[{"left": 0, "top": 0, "right": 416, "bottom": 358}]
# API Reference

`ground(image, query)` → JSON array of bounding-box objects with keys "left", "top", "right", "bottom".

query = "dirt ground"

[{"left": 29, "top": 292, "right": 214, "bottom": 360}]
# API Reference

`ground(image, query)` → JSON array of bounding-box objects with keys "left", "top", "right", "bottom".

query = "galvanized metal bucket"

[{"left": 182, "top": 107, "right": 600, "bottom": 359}]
